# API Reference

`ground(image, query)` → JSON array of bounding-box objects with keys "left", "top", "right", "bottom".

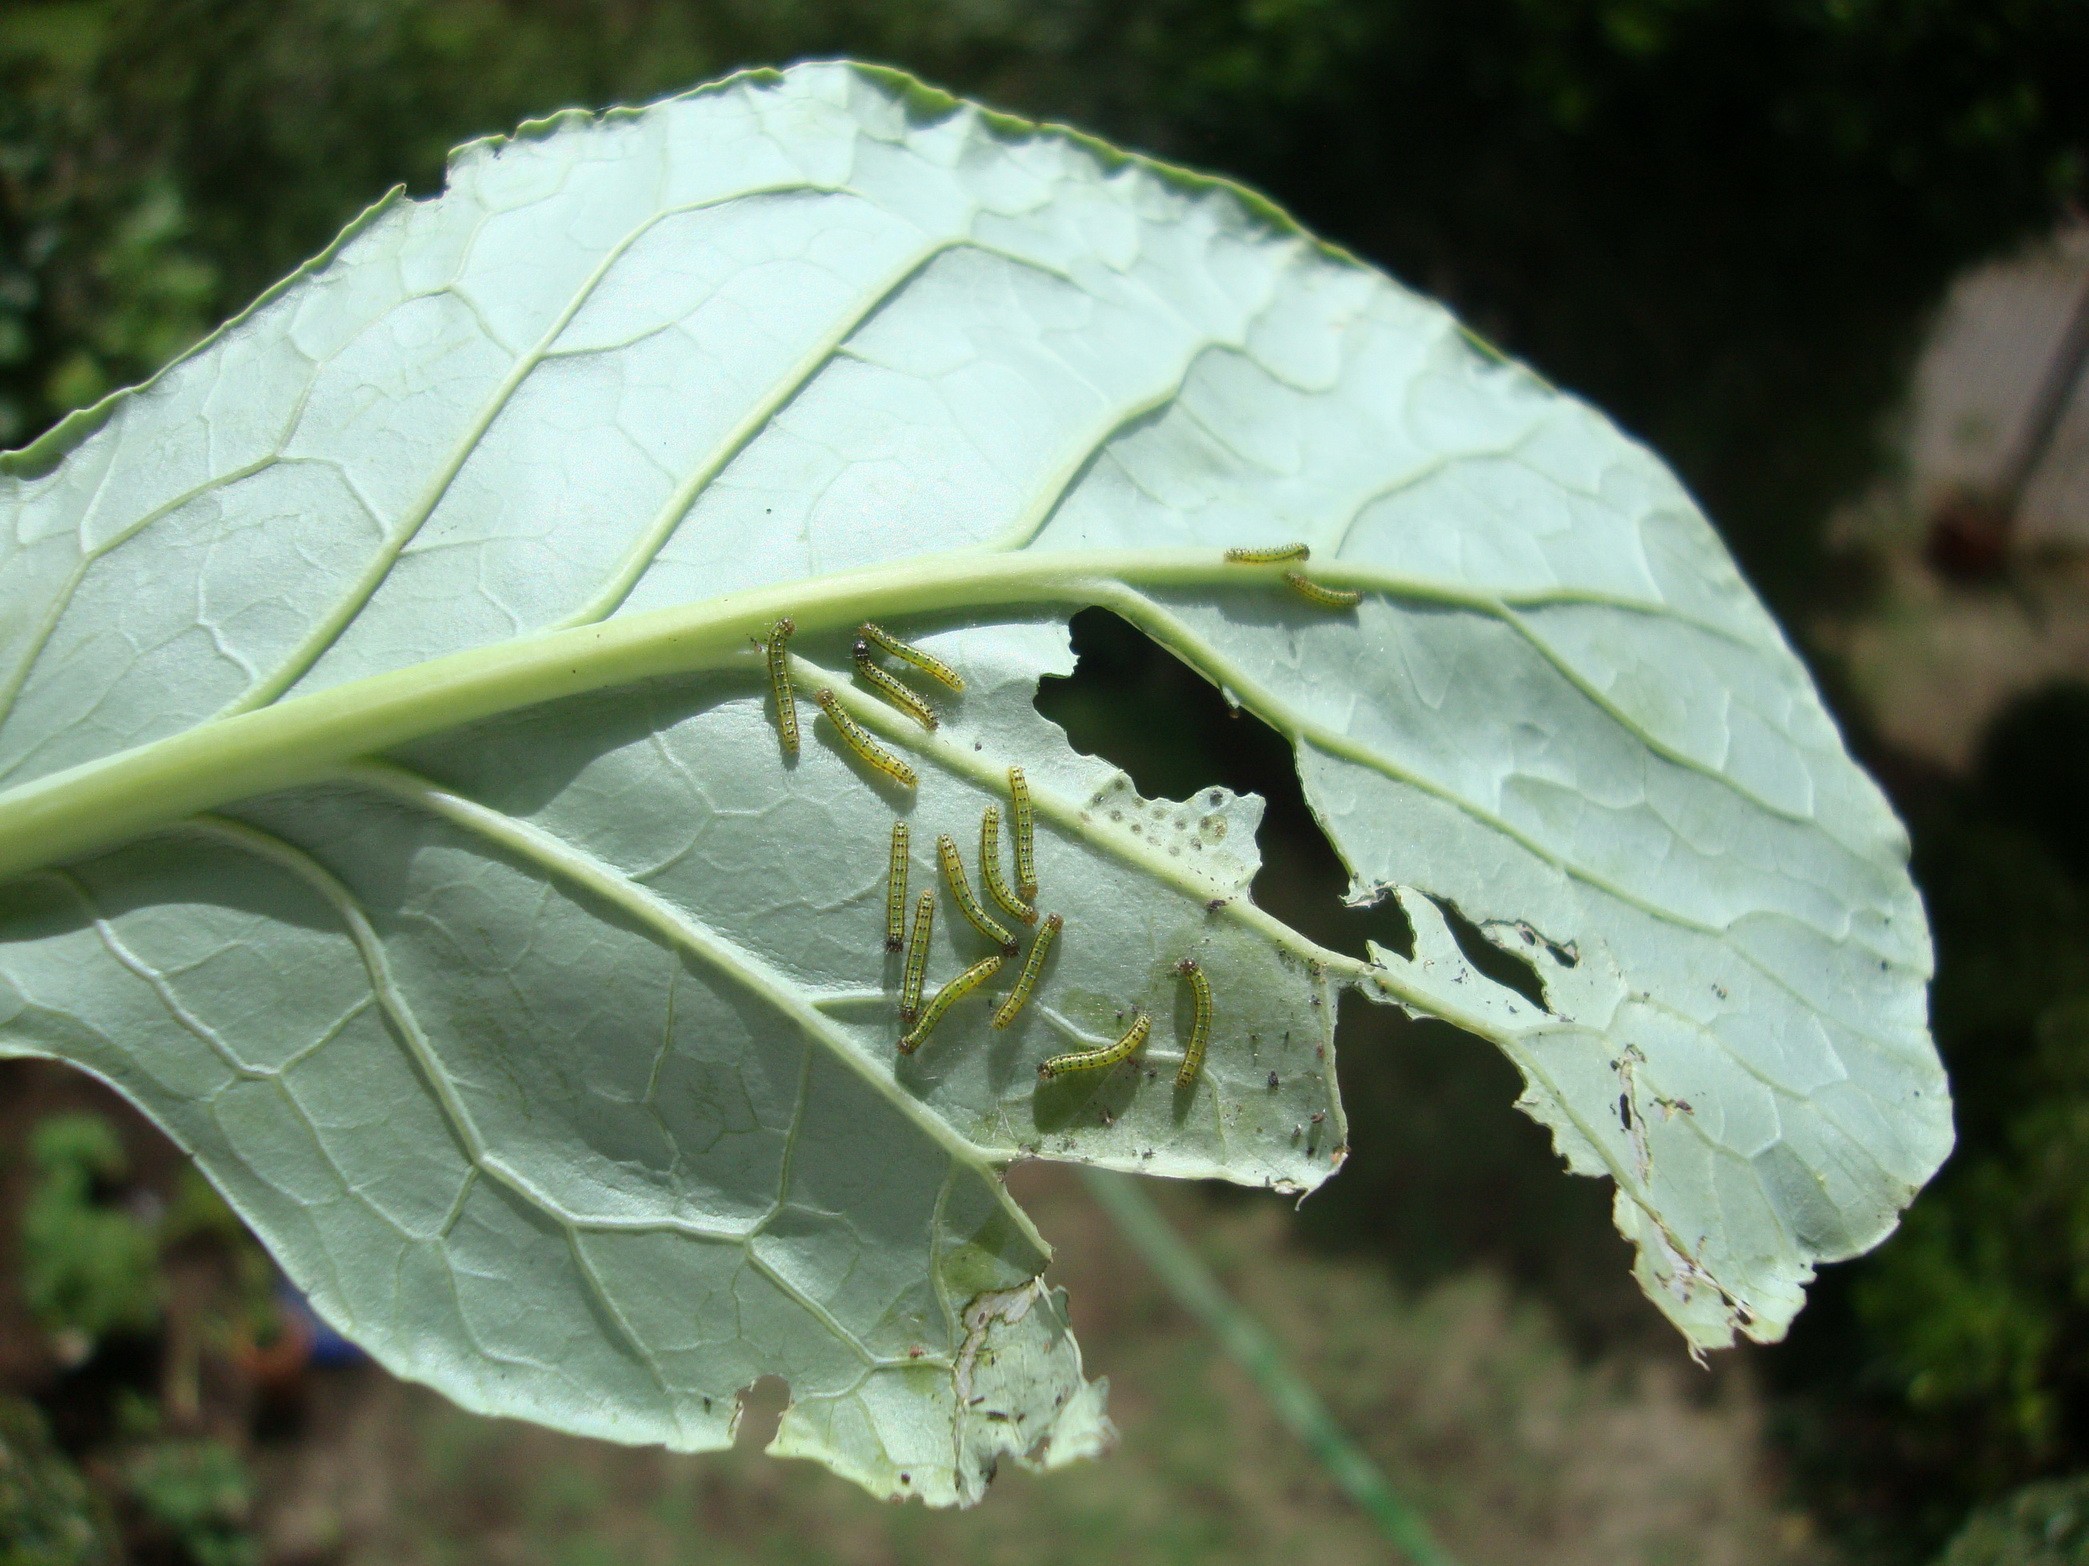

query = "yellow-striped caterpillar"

[
  {"left": 1175, "top": 956, "right": 1212, "bottom": 1089},
  {"left": 765, "top": 618, "right": 798, "bottom": 755},
  {"left": 991, "top": 913, "right": 1061, "bottom": 1030},
  {"left": 853, "top": 641, "right": 939, "bottom": 730},
  {"left": 900, "top": 889, "right": 934, "bottom": 1024},
  {"left": 899, "top": 952, "right": 1004, "bottom": 1055},
  {"left": 1281, "top": 571, "right": 1362, "bottom": 610},
  {"left": 978, "top": 805, "right": 1036, "bottom": 925},
  {"left": 858, "top": 622, "right": 965, "bottom": 693},
  {"left": 1038, "top": 1012, "right": 1149, "bottom": 1080},
  {"left": 938, "top": 832, "right": 1016, "bottom": 953},
  {"left": 813, "top": 689, "right": 918, "bottom": 788},
  {"left": 1008, "top": 766, "right": 1038, "bottom": 902},
  {"left": 1224, "top": 543, "right": 1310, "bottom": 564},
  {"left": 885, "top": 821, "right": 910, "bottom": 953}
]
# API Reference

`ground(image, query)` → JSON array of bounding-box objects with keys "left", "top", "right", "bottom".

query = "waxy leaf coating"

[{"left": 0, "top": 61, "right": 1949, "bottom": 1501}]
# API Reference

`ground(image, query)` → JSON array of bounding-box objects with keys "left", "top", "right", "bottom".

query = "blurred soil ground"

[
  {"left": 248, "top": 1177, "right": 1829, "bottom": 1566},
  {"left": 1, "top": 1057, "right": 1826, "bottom": 1566}
]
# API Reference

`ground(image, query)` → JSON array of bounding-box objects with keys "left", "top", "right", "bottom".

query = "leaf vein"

[{"left": 218, "top": 179, "right": 824, "bottom": 714}]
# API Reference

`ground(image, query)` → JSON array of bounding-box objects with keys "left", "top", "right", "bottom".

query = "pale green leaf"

[{"left": 0, "top": 61, "right": 1949, "bottom": 1500}]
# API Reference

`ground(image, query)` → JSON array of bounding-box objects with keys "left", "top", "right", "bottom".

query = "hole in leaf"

[
  {"left": 1037, "top": 612, "right": 1647, "bottom": 1348},
  {"left": 1034, "top": 608, "right": 1414, "bottom": 961},
  {"left": 1436, "top": 899, "right": 1549, "bottom": 1010},
  {"left": 734, "top": 1374, "right": 790, "bottom": 1449},
  {"left": 1295, "top": 992, "right": 1646, "bottom": 1353}
]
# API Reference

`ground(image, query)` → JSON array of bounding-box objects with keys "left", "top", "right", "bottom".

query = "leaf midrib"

[
  {"left": 4, "top": 541, "right": 1910, "bottom": 1186},
  {"left": 0, "top": 543, "right": 1818, "bottom": 881},
  {"left": 0, "top": 540, "right": 1915, "bottom": 1087}
]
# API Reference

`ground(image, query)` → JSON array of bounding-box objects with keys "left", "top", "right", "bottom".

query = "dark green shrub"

[
  {"left": 18, "top": 1114, "right": 160, "bottom": 1353},
  {"left": 0, "top": 1395, "right": 115, "bottom": 1566}
]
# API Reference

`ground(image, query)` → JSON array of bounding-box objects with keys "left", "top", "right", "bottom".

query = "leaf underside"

[{"left": 0, "top": 62, "right": 1949, "bottom": 1503}]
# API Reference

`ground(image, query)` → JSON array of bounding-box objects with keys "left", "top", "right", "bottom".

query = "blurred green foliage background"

[{"left": 5, "top": 2, "right": 2089, "bottom": 1562}]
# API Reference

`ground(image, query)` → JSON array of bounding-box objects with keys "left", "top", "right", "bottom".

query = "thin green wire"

[{"left": 1080, "top": 1168, "right": 1460, "bottom": 1566}]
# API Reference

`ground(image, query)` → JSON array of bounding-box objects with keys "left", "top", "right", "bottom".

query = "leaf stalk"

[{"left": 0, "top": 549, "right": 1339, "bottom": 886}]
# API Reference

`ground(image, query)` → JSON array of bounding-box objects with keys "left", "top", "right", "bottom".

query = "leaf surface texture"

[{"left": 0, "top": 62, "right": 1949, "bottom": 1499}]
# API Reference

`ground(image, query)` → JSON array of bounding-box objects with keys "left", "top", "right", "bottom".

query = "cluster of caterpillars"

[
  {"left": 763, "top": 617, "right": 948, "bottom": 786},
  {"left": 1221, "top": 541, "right": 1361, "bottom": 608},
  {"left": 880, "top": 770, "right": 1209, "bottom": 1085},
  {"left": 757, "top": 543, "right": 1349, "bottom": 1089}
]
